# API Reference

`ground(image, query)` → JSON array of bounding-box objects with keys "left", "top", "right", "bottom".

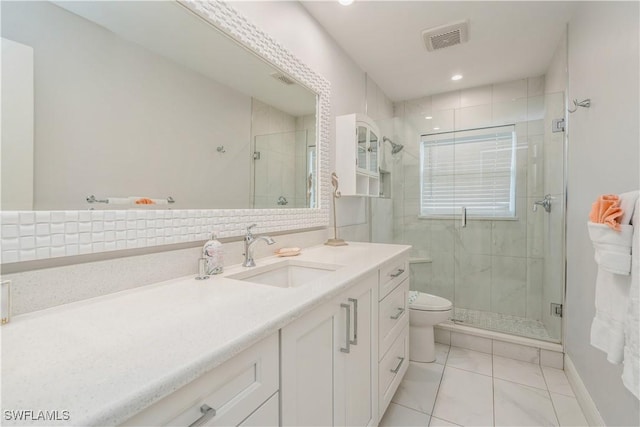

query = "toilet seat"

[{"left": 409, "top": 291, "right": 452, "bottom": 312}]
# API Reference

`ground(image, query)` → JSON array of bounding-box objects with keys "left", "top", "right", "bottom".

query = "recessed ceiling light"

[
  {"left": 338, "top": 0, "right": 354, "bottom": 5},
  {"left": 425, "top": 116, "right": 432, "bottom": 120},
  {"left": 433, "top": 127, "right": 440, "bottom": 130},
  {"left": 451, "top": 74, "right": 463, "bottom": 81}
]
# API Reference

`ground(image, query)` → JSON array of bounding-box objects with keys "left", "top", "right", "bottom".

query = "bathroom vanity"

[{"left": 1, "top": 243, "right": 410, "bottom": 426}]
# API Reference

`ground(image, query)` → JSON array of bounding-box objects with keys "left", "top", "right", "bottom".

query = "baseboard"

[{"left": 564, "top": 354, "right": 605, "bottom": 426}]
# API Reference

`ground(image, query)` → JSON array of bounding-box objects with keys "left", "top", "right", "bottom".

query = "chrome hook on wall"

[
  {"left": 567, "top": 98, "right": 591, "bottom": 114},
  {"left": 216, "top": 145, "right": 226, "bottom": 153}
]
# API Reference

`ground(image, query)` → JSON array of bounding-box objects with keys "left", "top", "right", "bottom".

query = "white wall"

[
  {"left": 2, "top": 1, "right": 252, "bottom": 210},
  {"left": 565, "top": 2, "right": 640, "bottom": 425}
]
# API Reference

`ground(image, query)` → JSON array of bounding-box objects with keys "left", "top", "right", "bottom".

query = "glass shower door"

[{"left": 446, "top": 94, "right": 564, "bottom": 342}]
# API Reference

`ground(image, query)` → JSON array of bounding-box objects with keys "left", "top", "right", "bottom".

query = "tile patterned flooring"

[
  {"left": 380, "top": 344, "right": 588, "bottom": 427},
  {"left": 451, "top": 308, "right": 554, "bottom": 341}
]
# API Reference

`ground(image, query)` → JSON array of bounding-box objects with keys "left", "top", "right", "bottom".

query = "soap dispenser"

[{"left": 203, "top": 233, "right": 224, "bottom": 275}]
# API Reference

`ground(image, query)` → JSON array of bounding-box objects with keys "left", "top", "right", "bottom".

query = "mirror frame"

[{"left": 0, "top": 0, "right": 330, "bottom": 265}]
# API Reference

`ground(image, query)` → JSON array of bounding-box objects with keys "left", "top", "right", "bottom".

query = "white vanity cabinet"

[
  {"left": 280, "top": 271, "right": 378, "bottom": 427},
  {"left": 335, "top": 114, "right": 381, "bottom": 197},
  {"left": 121, "top": 333, "right": 279, "bottom": 427},
  {"left": 377, "top": 254, "right": 410, "bottom": 418}
]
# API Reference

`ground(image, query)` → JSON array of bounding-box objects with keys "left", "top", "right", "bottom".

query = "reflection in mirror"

[{"left": 1, "top": 1, "right": 317, "bottom": 211}]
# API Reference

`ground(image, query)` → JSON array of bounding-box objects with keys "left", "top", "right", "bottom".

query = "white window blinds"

[{"left": 420, "top": 125, "right": 516, "bottom": 218}]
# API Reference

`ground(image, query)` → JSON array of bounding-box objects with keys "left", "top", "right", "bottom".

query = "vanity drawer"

[
  {"left": 379, "top": 255, "right": 409, "bottom": 300},
  {"left": 121, "top": 333, "right": 279, "bottom": 427},
  {"left": 378, "top": 324, "right": 409, "bottom": 418},
  {"left": 379, "top": 278, "right": 409, "bottom": 360}
]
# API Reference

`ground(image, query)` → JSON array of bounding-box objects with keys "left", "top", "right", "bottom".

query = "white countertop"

[{"left": 1, "top": 242, "right": 410, "bottom": 426}]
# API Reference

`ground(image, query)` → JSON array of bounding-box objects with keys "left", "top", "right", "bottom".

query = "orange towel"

[
  {"left": 589, "top": 194, "right": 623, "bottom": 231},
  {"left": 135, "top": 198, "right": 155, "bottom": 205}
]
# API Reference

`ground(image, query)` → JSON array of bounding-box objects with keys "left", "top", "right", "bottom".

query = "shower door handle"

[{"left": 461, "top": 207, "right": 467, "bottom": 228}]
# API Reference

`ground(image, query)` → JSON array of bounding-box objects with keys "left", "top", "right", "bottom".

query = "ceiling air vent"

[
  {"left": 422, "top": 20, "right": 469, "bottom": 52},
  {"left": 270, "top": 72, "right": 296, "bottom": 85}
]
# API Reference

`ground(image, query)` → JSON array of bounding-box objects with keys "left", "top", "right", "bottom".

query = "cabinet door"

[
  {"left": 356, "top": 125, "right": 368, "bottom": 174},
  {"left": 342, "top": 273, "right": 378, "bottom": 427},
  {"left": 281, "top": 299, "right": 342, "bottom": 427},
  {"left": 368, "top": 129, "right": 379, "bottom": 175},
  {"left": 238, "top": 392, "right": 278, "bottom": 427}
]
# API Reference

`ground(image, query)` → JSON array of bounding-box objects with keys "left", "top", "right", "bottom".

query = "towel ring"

[{"left": 568, "top": 98, "right": 591, "bottom": 113}]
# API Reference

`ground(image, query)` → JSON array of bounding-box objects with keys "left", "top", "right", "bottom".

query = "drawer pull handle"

[
  {"left": 390, "top": 356, "right": 405, "bottom": 374},
  {"left": 390, "top": 307, "right": 405, "bottom": 320},
  {"left": 340, "top": 303, "right": 351, "bottom": 354},
  {"left": 189, "top": 405, "right": 216, "bottom": 427},
  {"left": 390, "top": 268, "right": 405, "bottom": 278},
  {"left": 348, "top": 298, "right": 358, "bottom": 345}
]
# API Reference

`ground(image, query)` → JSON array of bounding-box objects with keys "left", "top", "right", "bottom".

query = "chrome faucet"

[{"left": 243, "top": 224, "right": 275, "bottom": 267}]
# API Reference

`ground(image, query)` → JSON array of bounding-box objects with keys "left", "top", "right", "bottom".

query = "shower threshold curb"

[{"left": 436, "top": 321, "right": 563, "bottom": 352}]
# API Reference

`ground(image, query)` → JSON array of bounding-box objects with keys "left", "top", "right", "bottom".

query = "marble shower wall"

[{"left": 391, "top": 77, "right": 564, "bottom": 332}]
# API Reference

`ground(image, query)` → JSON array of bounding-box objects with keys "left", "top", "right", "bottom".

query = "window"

[{"left": 420, "top": 125, "right": 516, "bottom": 218}]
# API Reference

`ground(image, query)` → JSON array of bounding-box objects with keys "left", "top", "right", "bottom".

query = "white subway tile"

[
  {"left": 36, "top": 224, "right": 50, "bottom": 236},
  {"left": 20, "top": 224, "right": 35, "bottom": 236},
  {"left": 19, "top": 236, "right": 36, "bottom": 250},
  {"left": 2, "top": 212, "right": 20, "bottom": 225},
  {"left": 50, "top": 246, "right": 66, "bottom": 258},
  {"left": 2, "top": 250, "right": 19, "bottom": 263},
  {"left": 36, "top": 248, "right": 51, "bottom": 259},
  {"left": 19, "top": 249, "right": 36, "bottom": 261},
  {"left": 2, "top": 225, "right": 19, "bottom": 238},
  {"left": 19, "top": 212, "right": 35, "bottom": 224}
]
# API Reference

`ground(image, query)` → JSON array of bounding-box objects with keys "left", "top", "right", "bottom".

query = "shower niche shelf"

[{"left": 336, "top": 113, "right": 380, "bottom": 197}]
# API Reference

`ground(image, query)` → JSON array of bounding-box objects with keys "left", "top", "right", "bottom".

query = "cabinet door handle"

[
  {"left": 348, "top": 298, "right": 358, "bottom": 346},
  {"left": 390, "top": 268, "right": 405, "bottom": 278},
  {"left": 390, "top": 357, "right": 405, "bottom": 374},
  {"left": 189, "top": 404, "right": 216, "bottom": 427},
  {"left": 340, "top": 303, "right": 351, "bottom": 354},
  {"left": 390, "top": 307, "right": 405, "bottom": 320}
]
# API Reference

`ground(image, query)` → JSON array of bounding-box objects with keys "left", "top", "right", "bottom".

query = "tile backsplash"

[{"left": 1, "top": 209, "right": 327, "bottom": 264}]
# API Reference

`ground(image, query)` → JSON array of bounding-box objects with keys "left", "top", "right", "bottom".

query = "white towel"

[
  {"left": 589, "top": 222, "right": 634, "bottom": 364},
  {"left": 619, "top": 190, "right": 639, "bottom": 226},
  {"left": 588, "top": 222, "right": 634, "bottom": 275},
  {"left": 623, "top": 198, "right": 639, "bottom": 399}
]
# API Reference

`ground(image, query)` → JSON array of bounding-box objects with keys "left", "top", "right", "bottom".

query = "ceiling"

[{"left": 302, "top": 1, "right": 577, "bottom": 102}]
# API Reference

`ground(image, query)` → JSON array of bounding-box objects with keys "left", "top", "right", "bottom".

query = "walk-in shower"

[{"left": 373, "top": 78, "right": 566, "bottom": 343}]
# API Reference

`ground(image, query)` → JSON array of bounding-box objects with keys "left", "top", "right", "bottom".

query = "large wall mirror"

[{"left": 0, "top": 1, "right": 330, "bottom": 264}]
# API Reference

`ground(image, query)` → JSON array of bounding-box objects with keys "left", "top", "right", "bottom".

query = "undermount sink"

[{"left": 228, "top": 260, "right": 342, "bottom": 288}]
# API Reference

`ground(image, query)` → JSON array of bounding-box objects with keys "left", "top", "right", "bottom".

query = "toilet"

[{"left": 409, "top": 291, "right": 453, "bottom": 363}]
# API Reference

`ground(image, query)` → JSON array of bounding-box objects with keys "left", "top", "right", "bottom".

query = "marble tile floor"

[
  {"left": 380, "top": 343, "right": 588, "bottom": 427},
  {"left": 451, "top": 308, "right": 554, "bottom": 342}
]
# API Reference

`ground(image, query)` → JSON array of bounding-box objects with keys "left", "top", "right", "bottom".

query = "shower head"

[{"left": 383, "top": 136, "right": 404, "bottom": 154}]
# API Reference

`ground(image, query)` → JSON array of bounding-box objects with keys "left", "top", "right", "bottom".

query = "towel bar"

[{"left": 86, "top": 195, "right": 176, "bottom": 204}]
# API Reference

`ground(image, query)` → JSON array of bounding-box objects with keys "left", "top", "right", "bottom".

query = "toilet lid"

[{"left": 409, "top": 291, "right": 452, "bottom": 311}]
